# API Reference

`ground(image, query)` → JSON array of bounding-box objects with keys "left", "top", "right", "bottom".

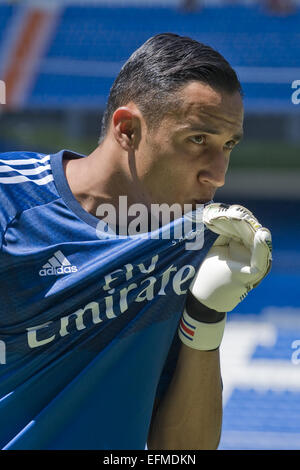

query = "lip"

[{"left": 193, "top": 199, "right": 213, "bottom": 205}]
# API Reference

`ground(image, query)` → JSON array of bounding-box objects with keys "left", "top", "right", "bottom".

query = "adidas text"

[{"left": 39, "top": 266, "right": 78, "bottom": 276}]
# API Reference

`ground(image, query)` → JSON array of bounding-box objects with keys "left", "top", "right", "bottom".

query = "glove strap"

[{"left": 178, "top": 292, "right": 226, "bottom": 351}]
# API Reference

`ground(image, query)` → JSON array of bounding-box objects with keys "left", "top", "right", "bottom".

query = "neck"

[{"left": 63, "top": 140, "right": 152, "bottom": 220}]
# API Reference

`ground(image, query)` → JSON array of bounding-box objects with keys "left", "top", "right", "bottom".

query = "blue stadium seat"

[
  {"left": 0, "top": 5, "right": 13, "bottom": 48},
  {"left": 252, "top": 330, "right": 300, "bottom": 360},
  {"left": 28, "top": 74, "right": 112, "bottom": 109},
  {"left": 219, "top": 389, "right": 300, "bottom": 449},
  {"left": 45, "top": 6, "right": 300, "bottom": 66},
  {"left": 26, "top": 5, "right": 300, "bottom": 110}
]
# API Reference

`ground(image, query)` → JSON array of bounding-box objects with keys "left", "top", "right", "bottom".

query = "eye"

[
  {"left": 190, "top": 135, "right": 206, "bottom": 145},
  {"left": 224, "top": 140, "right": 237, "bottom": 150}
]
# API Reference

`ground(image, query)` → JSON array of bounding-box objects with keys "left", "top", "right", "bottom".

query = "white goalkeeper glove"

[{"left": 178, "top": 203, "right": 272, "bottom": 351}]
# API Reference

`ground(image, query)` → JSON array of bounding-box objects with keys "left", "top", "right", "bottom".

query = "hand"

[
  {"left": 178, "top": 203, "right": 272, "bottom": 351},
  {"left": 192, "top": 203, "right": 272, "bottom": 313}
]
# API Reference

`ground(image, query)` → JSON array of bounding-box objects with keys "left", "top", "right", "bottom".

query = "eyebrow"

[{"left": 181, "top": 125, "right": 244, "bottom": 142}]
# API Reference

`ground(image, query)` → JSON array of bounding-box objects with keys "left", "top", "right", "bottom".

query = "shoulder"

[
  {"left": 0, "top": 150, "right": 53, "bottom": 183},
  {"left": 0, "top": 150, "right": 59, "bottom": 241},
  {"left": 0, "top": 150, "right": 53, "bottom": 178},
  {"left": 0, "top": 150, "right": 58, "bottom": 201}
]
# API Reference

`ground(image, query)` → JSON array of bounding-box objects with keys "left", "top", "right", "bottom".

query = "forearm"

[
  {"left": 147, "top": 202, "right": 272, "bottom": 450},
  {"left": 147, "top": 344, "right": 222, "bottom": 450}
]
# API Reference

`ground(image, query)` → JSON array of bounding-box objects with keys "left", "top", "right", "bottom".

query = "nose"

[{"left": 198, "top": 151, "right": 228, "bottom": 189}]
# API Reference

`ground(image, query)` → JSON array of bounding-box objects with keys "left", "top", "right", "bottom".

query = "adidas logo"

[{"left": 39, "top": 250, "right": 78, "bottom": 276}]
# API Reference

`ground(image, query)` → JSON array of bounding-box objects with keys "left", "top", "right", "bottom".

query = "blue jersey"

[{"left": 0, "top": 149, "right": 217, "bottom": 450}]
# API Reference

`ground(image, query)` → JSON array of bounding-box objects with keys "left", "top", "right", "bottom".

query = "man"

[{"left": 0, "top": 33, "right": 271, "bottom": 450}]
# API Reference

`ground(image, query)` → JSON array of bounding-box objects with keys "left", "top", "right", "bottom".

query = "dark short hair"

[{"left": 99, "top": 33, "right": 242, "bottom": 143}]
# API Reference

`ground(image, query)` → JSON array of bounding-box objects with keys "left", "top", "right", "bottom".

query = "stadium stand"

[
  {"left": 0, "top": 1, "right": 300, "bottom": 451},
  {"left": 30, "top": 5, "right": 300, "bottom": 111},
  {"left": 0, "top": 3, "right": 299, "bottom": 111},
  {"left": 0, "top": 6, "right": 12, "bottom": 45}
]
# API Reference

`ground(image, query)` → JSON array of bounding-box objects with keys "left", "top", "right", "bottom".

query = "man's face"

[{"left": 135, "top": 81, "right": 244, "bottom": 211}]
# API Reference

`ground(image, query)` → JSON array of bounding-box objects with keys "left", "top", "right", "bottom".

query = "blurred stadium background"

[{"left": 0, "top": 0, "right": 300, "bottom": 450}]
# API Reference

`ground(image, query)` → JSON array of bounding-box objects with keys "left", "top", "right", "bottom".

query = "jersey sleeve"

[
  {"left": 0, "top": 151, "right": 56, "bottom": 250},
  {"left": 0, "top": 167, "right": 18, "bottom": 249}
]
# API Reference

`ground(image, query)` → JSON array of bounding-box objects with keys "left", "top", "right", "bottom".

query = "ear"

[{"left": 112, "top": 107, "right": 140, "bottom": 151}]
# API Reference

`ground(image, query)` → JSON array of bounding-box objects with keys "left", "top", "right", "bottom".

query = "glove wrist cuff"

[
  {"left": 178, "top": 293, "right": 226, "bottom": 351},
  {"left": 186, "top": 291, "right": 226, "bottom": 323}
]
